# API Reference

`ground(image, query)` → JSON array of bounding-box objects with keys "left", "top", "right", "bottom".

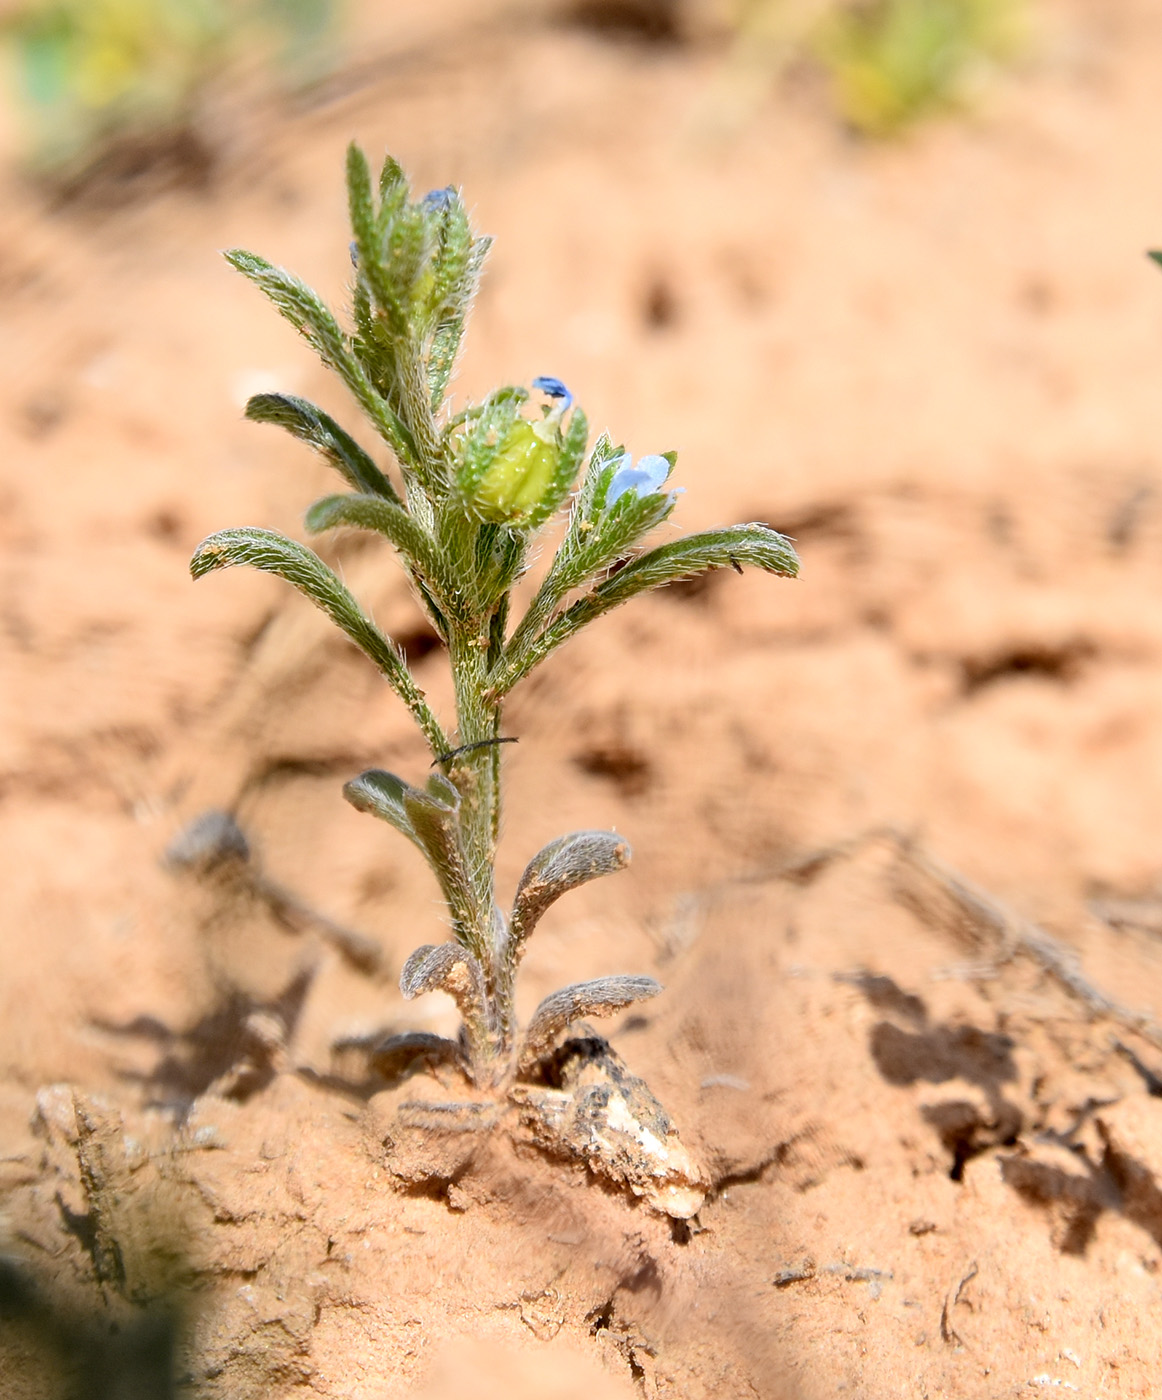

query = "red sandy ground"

[{"left": 4, "top": 0, "right": 1162, "bottom": 1395}]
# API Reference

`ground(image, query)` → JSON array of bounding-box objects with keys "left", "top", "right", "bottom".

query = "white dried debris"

[{"left": 511, "top": 1035, "right": 706, "bottom": 1219}]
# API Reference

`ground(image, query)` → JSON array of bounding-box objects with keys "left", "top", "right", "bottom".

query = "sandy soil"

[{"left": 4, "top": 0, "right": 1162, "bottom": 1394}]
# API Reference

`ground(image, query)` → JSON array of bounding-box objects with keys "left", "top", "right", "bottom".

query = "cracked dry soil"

[{"left": 6, "top": 0, "right": 1162, "bottom": 1394}]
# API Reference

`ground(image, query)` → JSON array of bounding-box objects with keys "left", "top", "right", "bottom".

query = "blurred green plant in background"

[
  {"left": 724, "top": 0, "right": 1025, "bottom": 136},
  {"left": 3, "top": 0, "right": 336, "bottom": 178},
  {"left": 815, "top": 0, "right": 1023, "bottom": 135}
]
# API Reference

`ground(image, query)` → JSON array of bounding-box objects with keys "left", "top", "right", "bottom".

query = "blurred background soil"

[{"left": 3, "top": 0, "right": 1162, "bottom": 1394}]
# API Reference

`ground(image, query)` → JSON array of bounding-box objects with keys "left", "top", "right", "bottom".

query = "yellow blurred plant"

[
  {"left": 726, "top": 0, "right": 1025, "bottom": 136},
  {"left": 4, "top": 0, "right": 334, "bottom": 173}
]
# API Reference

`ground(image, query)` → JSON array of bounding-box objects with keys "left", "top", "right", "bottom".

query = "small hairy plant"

[{"left": 191, "top": 145, "right": 799, "bottom": 1211}]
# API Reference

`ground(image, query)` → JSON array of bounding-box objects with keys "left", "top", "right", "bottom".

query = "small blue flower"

[
  {"left": 606, "top": 453, "right": 672, "bottom": 506},
  {"left": 422, "top": 186, "right": 456, "bottom": 212},
  {"left": 532, "top": 375, "right": 573, "bottom": 411}
]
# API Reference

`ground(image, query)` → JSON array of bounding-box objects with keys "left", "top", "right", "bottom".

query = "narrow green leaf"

[
  {"left": 377, "top": 150, "right": 407, "bottom": 200},
  {"left": 348, "top": 142, "right": 399, "bottom": 326},
  {"left": 503, "top": 458, "right": 673, "bottom": 666},
  {"left": 346, "top": 142, "right": 377, "bottom": 248},
  {"left": 190, "top": 527, "right": 448, "bottom": 753},
  {"left": 496, "top": 523, "right": 799, "bottom": 695},
  {"left": 427, "top": 236, "right": 491, "bottom": 409},
  {"left": 224, "top": 248, "right": 349, "bottom": 363},
  {"left": 402, "top": 786, "right": 479, "bottom": 951},
  {"left": 426, "top": 315, "right": 466, "bottom": 409},
  {"left": 343, "top": 769, "right": 415, "bottom": 843},
  {"left": 245, "top": 393, "right": 400, "bottom": 503},
  {"left": 345, "top": 770, "right": 477, "bottom": 949},
  {"left": 224, "top": 247, "right": 417, "bottom": 463},
  {"left": 304, "top": 493, "right": 454, "bottom": 612}
]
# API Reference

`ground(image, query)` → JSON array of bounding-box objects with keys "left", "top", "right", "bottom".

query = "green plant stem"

[{"left": 447, "top": 626, "right": 506, "bottom": 1075}]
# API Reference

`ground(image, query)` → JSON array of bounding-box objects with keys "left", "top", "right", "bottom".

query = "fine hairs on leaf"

[
  {"left": 519, "top": 976, "right": 663, "bottom": 1072},
  {"left": 191, "top": 142, "right": 799, "bottom": 1117},
  {"left": 245, "top": 392, "right": 401, "bottom": 503}
]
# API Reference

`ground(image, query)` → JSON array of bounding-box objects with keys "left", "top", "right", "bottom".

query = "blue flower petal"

[
  {"left": 422, "top": 186, "right": 456, "bottom": 211},
  {"left": 606, "top": 453, "right": 672, "bottom": 506},
  {"left": 532, "top": 375, "right": 573, "bottom": 411},
  {"left": 634, "top": 454, "right": 672, "bottom": 492}
]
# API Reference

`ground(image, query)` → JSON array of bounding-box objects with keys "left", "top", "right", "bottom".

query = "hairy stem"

[{"left": 446, "top": 626, "right": 507, "bottom": 1077}]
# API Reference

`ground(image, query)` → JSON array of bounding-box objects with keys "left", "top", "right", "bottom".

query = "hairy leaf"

[
  {"left": 509, "top": 830, "right": 632, "bottom": 960},
  {"left": 245, "top": 393, "right": 399, "bottom": 503},
  {"left": 347, "top": 142, "right": 401, "bottom": 331},
  {"left": 400, "top": 942, "right": 490, "bottom": 1047},
  {"left": 519, "top": 975, "right": 663, "bottom": 1071},
  {"left": 344, "top": 769, "right": 477, "bottom": 943},
  {"left": 403, "top": 786, "right": 479, "bottom": 949},
  {"left": 400, "top": 941, "right": 485, "bottom": 1003},
  {"left": 504, "top": 439, "right": 671, "bottom": 662},
  {"left": 522, "top": 406, "right": 590, "bottom": 532},
  {"left": 497, "top": 523, "right": 799, "bottom": 695},
  {"left": 304, "top": 493, "right": 453, "bottom": 613},
  {"left": 343, "top": 769, "right": 415, "bottom": 843},
  {"left": 427, "top": 233, "right": 491, "bottom": 407},
  {"left": 224, "top": 247, "right": 416, "bottom": 462},
  {"left": 369, "top": 1030, "right": 463, "bottom": 1076},
  {"left": 190, "top": 528, "right": 448, "bottom": 753}
]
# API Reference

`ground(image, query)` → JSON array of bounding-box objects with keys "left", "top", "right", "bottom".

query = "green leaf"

[
  {"left": 190, "top": 528, "right": 448, "bottom": 754},
  {"left": 497, "top": 523, "right": 799, "bottom": 695},
  {"left": 346, "top": 142, "right": 377, "bottom": 250},
  {"left": 343, "top": 769, "right": 415, "bottom": 843},
  {"left": 424, "top": 215, "right": 484, "bottom": 406},
  {"left": 347, "top": 142, "right": 401, "bottom": 331},
  {"left": 224, "top": 247, "right": 417, "bottom": 463},
  {"left": 245, "top": 393, "right": 400, "bottom": 502},
  {"left": 402, "top": 784, "right": 480, "bottom": 950},
  {"left": 503, "top": 452, "right": 674, "bottom": 665},
  {"left": 224, "top": 247, "right": 349, "bottom": 365},
  {"left": 426, "top": 315, "right": 467, "bottom": 410},
  {"left": 378, "top": 150, "right": 407, "bottom": 200},
  {"left": 304, "top": 492, "right": 455, "bottom": 616},
  {"left": 344, "top": 770, "right": 479, "bottom": 951}
]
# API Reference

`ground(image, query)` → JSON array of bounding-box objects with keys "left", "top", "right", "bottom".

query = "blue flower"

[
  {"left": 422, "top": 186, "right": 456, "bottom": 212},
  {"left": 531, "top": 375, "right": 573, "bottom": 411},
  {"left": 606, "top": 453, "right": 672, "bottom": 506}
]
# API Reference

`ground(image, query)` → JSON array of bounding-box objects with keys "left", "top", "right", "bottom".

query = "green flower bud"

[{"left": 472, "top": 417, "right": 561, "bottom": 524}]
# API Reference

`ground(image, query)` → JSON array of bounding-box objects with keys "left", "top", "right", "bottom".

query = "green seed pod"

[{"left": 472, "top": 417, "right": 561, "bottom": 524}]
